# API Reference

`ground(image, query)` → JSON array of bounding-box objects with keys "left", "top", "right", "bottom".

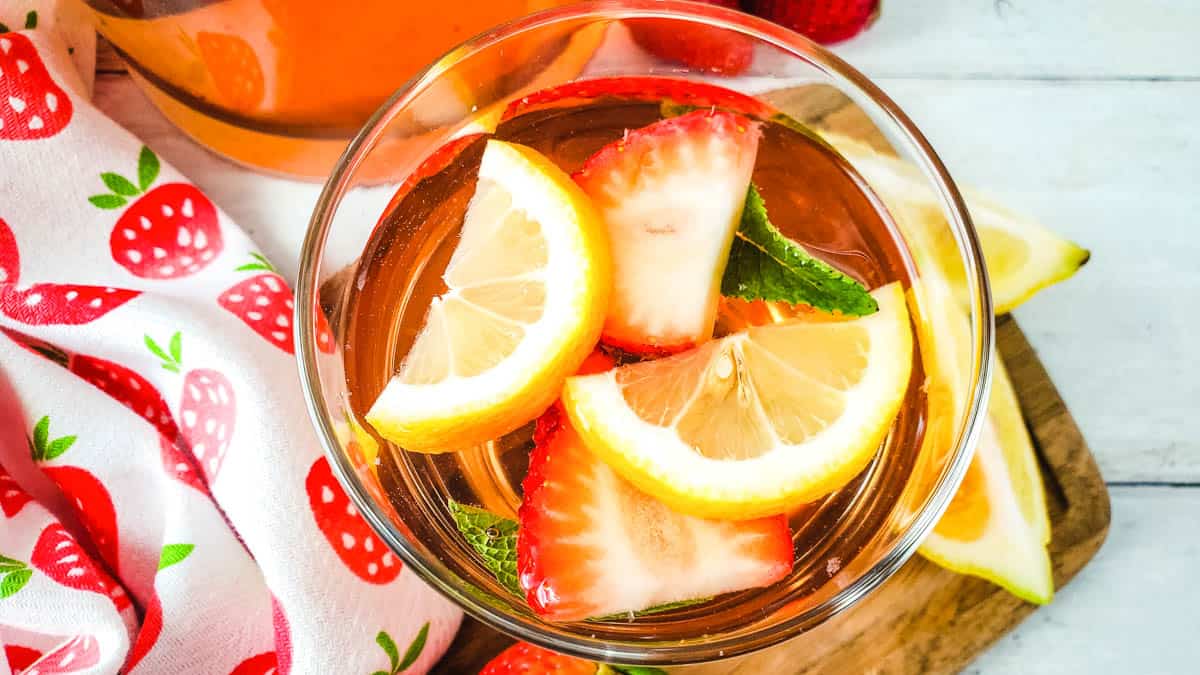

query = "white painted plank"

[
  {"left": 875, "top": 78, "right": 1200, "bottom": 483},
  {"left": 970, "top": 487, "right": 1200, "bottom": 673},
  {"left": 832, "top": 0, "right": 1200, "bottom": 79}
]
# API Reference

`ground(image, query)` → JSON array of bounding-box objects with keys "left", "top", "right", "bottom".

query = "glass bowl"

[{"left": 297, "top": 0, "right": 993, "bottom": 666}]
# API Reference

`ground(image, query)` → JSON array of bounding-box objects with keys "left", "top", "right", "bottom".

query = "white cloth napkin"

[{"left": 0, "top": 24, "right": 460, "bottom": 675}]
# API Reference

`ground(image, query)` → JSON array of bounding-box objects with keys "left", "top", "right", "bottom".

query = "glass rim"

[{"left": 296, "top": 0, "right": 995, "bottom": 664}]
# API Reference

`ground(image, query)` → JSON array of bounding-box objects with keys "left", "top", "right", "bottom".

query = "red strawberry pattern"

[
  {"left": 30, "top": 523, "right": 130, "bottom": 611},
  {"left": 68, "top": 354, "right": 178, "bottom": 440},
  {"left": 160, "top": 435, "right": 208, "bottom": 494},
  {"left": 4, "top": 644, "right": 43, "bottom": 671},
  {"left": 0, "top": 462, "right": 32, "bottom": 517},
  {"left": 230, "top": 652, "right": 279, "bottom": 675},
  {"left": 90, "top": 147, "right": 223, "bottom": 279},
  {"left": 0, "top": 33, "right": 74, "bottom": 140},
  {"left": 271, "top": 595, "right": 292, "bottom": 675},
  {"left": 218, "top": 254, "right": 334, "bottom": 355},
  {"left": 0, "top": 216, "right": 18, "bottom": 284},
  {"left": 41, "top": 466, "right": 120, "bottom": 574},
  {"left": 146, "top": 332, "right": 237, "bottom": 483},
  {"left": 305, "top": 456, "right": 400, "bottom": 584},
  {"left": 22, "top": 635, "right": 100, "bottom": 674}
]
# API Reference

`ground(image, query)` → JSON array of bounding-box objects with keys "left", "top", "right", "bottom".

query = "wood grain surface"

[{"left": 432, "top": 317, "right": 1111, "bottom": 674}]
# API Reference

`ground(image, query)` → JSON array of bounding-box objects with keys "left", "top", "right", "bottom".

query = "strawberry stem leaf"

[
  {"left": 32, "top": 416, "right": 49, "bottom": 460},
  {"left": 158, "top": 543, "right": 195, "bottom": 570},
  {"left": 375, "top": 631, "right": 399, "bottom": 671},
  {"left": 88, "top": 194, "right": 127, "bottom": 209},
  {"left": 0, "top": 568, "right": 31, "bottom": 599},
  {"left": 24, "top": 11, "right": 37, "bottom": 29},
  {"left": 101, "top": 172, "right": 141, "bottom": 197},
  {"left": 144, "top": 334, "right": 181, "bottom": 373},
  {"left": 169, "top": 331, "right": 183, "bottom": 364},
  {"left": 43, "top": 435, "right": 76, "bottom": 461},
  {"left": 235, "top": 252, "right": 275, "bottom": 273},
  {"left": 137, "top": 146, "right": 160, "bottom": 191},
  {"left": 396, "top": 623, "right": 429, "bottom": 672},
  {"left": 0, "top": 554, "right": 26, "bottom": 572}
]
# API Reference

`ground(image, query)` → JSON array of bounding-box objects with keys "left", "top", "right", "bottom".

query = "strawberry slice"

[
  {"left": 627, "top": 1, "right": 754, "bottom": 75},
  {"left": 0, "top": 33, "right": 74, "bottom": 140},
  {"left": 196, "top": 32, "right": 265, "bottom": 112},
  {"left": 91, "top": 147, "right": 223, "bottom": 280},
  {"left": 517, "top": 361, "right": 793, "bottom": 622},
  {"left": 230, "top": 652, "right": 279, "bottom": 675},
  {"left": 218, "top": 254, "right": 334, "bottom": 356},
  {"left": 502, "top": 76, "right": 773, "bottom": 122},
  {"left": 0, "top": 462, "right": 32, "bottom": 517},
  {"left": 24, "top": 635, "right": 100, "bottom": 674},
  {"left": 305, "top": 456, "right": 401, "bottom": 584},
  {"left": 573, "top": 110, "right": 760, "bottom": 354},
  {"left": 30, "top": 523, "right": 130, "bottom": 612},
  {"left": 479, "top": 641, "right": 595, "bottom": 675}
]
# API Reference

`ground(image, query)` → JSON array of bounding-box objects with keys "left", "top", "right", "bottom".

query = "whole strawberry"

[
  {"left": 479, "top": 642, "right": 595, "bottom": 675},
  {"left": 0, "top": 32, "right": 74, "bottom": 140},
  {"left": 627, "top": 0, "right": 754, "bottom": 75},
  {"left": 89, "top": 146, "right": 224, "bottom": 279},
  {"left": 747, "top": 0, "right": 880, "bottom": 44}
]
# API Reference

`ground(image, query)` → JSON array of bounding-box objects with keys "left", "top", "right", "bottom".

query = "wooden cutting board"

[{"left": 433, "top": 316, "right": 1111, "bottom": 674}]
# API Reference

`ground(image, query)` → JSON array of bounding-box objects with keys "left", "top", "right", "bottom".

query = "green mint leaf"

[
  {"left": 88, "top": 194, "right": 127, "bottom": 209},
  {"left": 396, "top": 622, "right": 428, "bottom": 671},
  {"left": 447, "top": 500, "right": 521, "bottom": 597},
  {"left": 43, "top": 435, "right": 77, "bottom": 461},
  {"left": 158, "top": 543, "right": 195, "bottom": 570},
  {"left": 1, "top": 569, "right": 31, "bottom": 599},
  {"left": 24, "top": 11, "right": 37, "bottom": 29},
  {"left": 32, "top": 416, "right": 49, "bottom": 460},
  {"left": 101, "top": 172, "right": 140, "bottom": 197},
  {"left": 168, "top": 331, "right": 183, "bottom": 364},
  {"left": 375, "top": 630, "right": 399, "bottom": 671},
  {"left": 137, "top": 146, "right": 160, "bottom": 191},
  {"left": 721, "top": 185, "right": 877, "bottom": 316}
]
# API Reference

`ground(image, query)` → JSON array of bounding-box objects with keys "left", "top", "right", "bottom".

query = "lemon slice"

[
  {"left": 366, "top": 140, "right": 611, "bottom": 452},
  {"left": 920, "top": 355, "right": 1054, "bottom": 604},
  {"left": 820, "top": 133, "right": 1089, "bottom": 314},
  {"left": 563, "top": 282, "right": 913, "bottom": 520}
]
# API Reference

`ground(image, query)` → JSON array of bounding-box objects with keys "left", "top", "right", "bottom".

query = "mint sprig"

[
  {"left": 722, "top": 185, "right": 877, "bottom": 316},
  {"left": 448, "top": 500, "right": 521, "bottom": 597}
]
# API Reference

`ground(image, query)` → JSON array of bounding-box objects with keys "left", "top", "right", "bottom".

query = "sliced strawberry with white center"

[
  {"left": 574, "top": 110, "right": 760, "bottom": 354},
  {"left": 305, "top": 456, "right": 401, "bottom": 584},
  {"left": 24, "top": 634, "right": 100, "bottom": 675},
  {"left": 516, "top": 355, "right": 793, "bottom": 622},
  {"left": 30, "top": 523, "right": 131, "bottom": 612}
]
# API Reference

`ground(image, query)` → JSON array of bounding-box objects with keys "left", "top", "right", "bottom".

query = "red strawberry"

[
  {"left": 306, "top": 456, "right": 401, "bottom": 584},
  {"left": 573, "top": 110, "right": 761, "bottom": 354},
  {"left": 747, "top": 0, "right": 880, "bottom": 44},
  {"left": 5, "top": 644, "right": 43, "bottom": 671},
  {"left": 0, "top": 217, "right": 18, "bottom": 285},
  {"left": 23, "top": 635, "right": 100, "bottom": 674},
  {"left": 517, "top": 392, "right": 793, "bottom": 622},
  {"left": 0, "top": 282, "right": 139, "bottom": 325},
  {"left": 230, "top": 652, "right": 279, "bottom": 675},
  {"left": 160, "top": 435, "right": 209, "bottom": 493},
  {"left": 41, "top": 466, "right": 120, "bottom": 573},
  {"left": 479, "top": 642, "right": 596, "bottom": 675},
  {"left": 271, "top": 595, "right": 292, "bottom": 675},
  {"left": 30, "top": 523, "right": 130, "bottom": 611},
  {"left": 123, "top": 593, "right": 161, "bottom": 672},
  {"left": 501, "top": 76, "right": 774, "bottom": 122},
  {"left": 627, "top": 1, "right": 754, "bottom": 75},
  {"left": 0, "top": 462, "right": 32, "bottom": 517},
  {"left": 0, "top": 33, "right": 74, "bottom": 140},
  {"left": 218, "top": 254, "right": 334, "bottom": 355},
  {"left": 68, "top": 354, "right": 178, "bottom": 440},
  {"left": 90, "top": 146, "right": 223, "bottom": 279}
]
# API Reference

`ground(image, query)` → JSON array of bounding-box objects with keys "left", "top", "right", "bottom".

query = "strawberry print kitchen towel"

[{"left": 0, "top": 25, "right": 461, "bottom": 675}]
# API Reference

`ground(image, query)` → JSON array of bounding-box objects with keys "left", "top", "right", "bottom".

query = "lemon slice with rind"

[
  {"left": 562, "top": 282, "right": 912, "bottom": 520},
  {"left": 366, "top": 140, "right": 610, "bottom": 452}
]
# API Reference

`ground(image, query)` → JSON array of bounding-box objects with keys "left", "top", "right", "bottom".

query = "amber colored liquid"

[
  {"left": 81, "top": 0, "right": 577, "bottom": 178},
  {"left": 342, "top": 100, "right": 929, "bottom": 635}
]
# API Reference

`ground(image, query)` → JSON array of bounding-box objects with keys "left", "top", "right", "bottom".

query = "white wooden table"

[{"left": 92, "top": 2, "right": 1199, "bottom": 671}]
